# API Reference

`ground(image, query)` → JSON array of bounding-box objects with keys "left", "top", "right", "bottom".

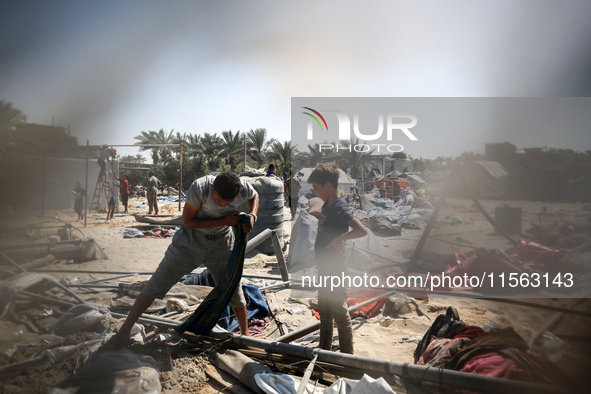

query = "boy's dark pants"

[{"left": 316, "top": 249, "right": 354, "bottom": 354}]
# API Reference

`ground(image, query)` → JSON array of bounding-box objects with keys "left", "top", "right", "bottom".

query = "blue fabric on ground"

[{"left": 180, "top": 270, "right": 269, "bottom": 332}]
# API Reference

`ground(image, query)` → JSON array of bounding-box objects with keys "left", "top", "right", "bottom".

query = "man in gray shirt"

[
  {"left": 108, "top": 172, "right": 259, "bottom": 348},
  {"left": 147, "top": 171, "right": 160, "bottom": 214}
]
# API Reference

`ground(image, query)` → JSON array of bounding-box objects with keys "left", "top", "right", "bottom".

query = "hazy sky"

[{"left": 1, "top": 0, "right": 590, "bottom": 159}]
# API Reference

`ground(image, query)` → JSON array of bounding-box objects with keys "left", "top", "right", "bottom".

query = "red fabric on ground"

[
  {"left": 417, "top": 337, "right": 470, "bottom": 367},
  {"left": 345, "top": 289, "right": 390, "bottom": 318},
  {"left": 460, "top": 352, "right": 534, "bottom": 382},
  {"left": 445, "top": 325, "right": 487, "bottom": 339},
  {"left": 442, "top": 252, "right": 523, "bottom": 292},
  {"left": 505, "top": 240, "right": 571, "bottom": 273},
  {"left": 311, "top": 289, "right": 390, "bottom": 320}
]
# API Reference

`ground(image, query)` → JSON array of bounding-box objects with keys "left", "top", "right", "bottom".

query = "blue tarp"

[{"left": 180, "top": 270, "right": 270, "bottom": 332}]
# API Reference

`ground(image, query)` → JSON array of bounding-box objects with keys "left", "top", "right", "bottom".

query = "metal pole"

[
  {"left": 85, "top": 140, "right": 89, "bottom": 227},
  {"left": 271, "top": 231, "right": 289, "bottom": 281},
  {"left": 296, "top": 351, "right": 319, "bottom": 394},
  {"left": 33, "top": 269, "right": 283, "bottom": 281},
  {"left": 243, "top": 133, "right": 247, "bottom": 172},
  {"left": 205, "top": 332, "right": 564, "bottom": 394},
  {"left": 81, "top": 274, "right": 139, "bottom": 284},
  {"left": 456, "top": 170, "right": 518, "bottom": 246},
  {"left": 259, "top": 280, "right": 291, "bottom": 291},
  {"left": 408, "top": 168, "right": 456, "bottom": 268},
  {"left": 179, "top": 145, "right": 183, "bottom": 212},
  {"left": 528, "top": 297, "right": 585, "bottom": 348},
  {"left": 245, "top": 228, "right": 273, "bottom": 253},
  {"left": 41, "top": 156, "right": 46, "bottom": 213}
]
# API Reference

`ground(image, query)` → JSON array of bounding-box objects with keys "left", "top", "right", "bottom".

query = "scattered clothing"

[
  {"left": 445, "top": 327, "right": 528, "bottom": 371},
  {"left": 418, "top": 337, "right": 471, "bottom": 367},
  {"left": 180, "top": 270, "right": 271, "bottom": 333}
]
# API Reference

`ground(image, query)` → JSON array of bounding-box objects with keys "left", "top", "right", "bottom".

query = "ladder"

[{"left": 90, "top": 172, "right": 116, "bottom": 211}]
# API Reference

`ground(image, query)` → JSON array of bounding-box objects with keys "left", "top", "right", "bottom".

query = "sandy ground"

[{"left": 1, "top": 195, "right": 591, "bottom": 393}]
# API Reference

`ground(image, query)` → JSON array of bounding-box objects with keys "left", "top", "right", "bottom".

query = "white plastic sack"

[
  {"left": 255, "top": 372, "right": 318, "bottom": 394},
  {"left": 287, "top": 211, "right": 318, "bottom": 270},
  {"left": 49, "top": 303, "right": 110, "bottom": 336},
  {"left": 255, "top": 373, "right": 396, "bottom": 394}
]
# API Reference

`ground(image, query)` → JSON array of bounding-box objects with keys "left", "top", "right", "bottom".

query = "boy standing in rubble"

[{"left": 308, "top": 162, "right": 367, "bottom": 354}]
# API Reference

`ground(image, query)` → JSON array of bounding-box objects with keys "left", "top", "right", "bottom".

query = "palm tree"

[
  {"left": 0, "top": 101, "right": 26, "bottom": 134},
  {"left": 134, "top": 131, "right": 159, "bottom": 164},
  {"left": 200, "top": 132, "right": 223, "bottom": 171},
  {"left": 219, "top": 130, "right": 243, "bottom": 171},
  {"left": 300, "top": 142, "right": 335, "bottom": 167},
  {"left": 0, "top": 101, "right": 28, "bottom": 154},
  {"left": 336, "top": 139, "right": 375, "bottom": 179},
  {"left": 172, "top": 132, "right": 201, "bottom": 159},
  {"left": 246, "top": 128, "right": 275, "bottom": 169},
  {"left": 120, "top": 154, "right": 147, "bottom": 164},
  {"left": 268, "top": 140, "right": 299, "bottom": 176},
  {"left": 134, "top": 129, "right": 175, "bottom": 164}
]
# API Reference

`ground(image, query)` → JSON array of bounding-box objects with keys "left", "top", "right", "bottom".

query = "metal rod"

[
  {"left": 1, "top": 256, "right": 87, "bottom": 305},
  {"left": 245, "top": 228, "right": 273, "bottom": 253},
  {"left": 179, "top": 144, "right": 183, "bottom": 212},
  {"left": 0, "top": 251, "right": 27, "bottom": 273},
  {"left": 528, "top": 297, "right": 585, "bottom": 348},
  {"left": 456, "top": 170, "right": 517, "bottom": 245},
  {"left": 409, "top": 168, "right": 455, "bottom": 268},
  {"left": 109, "top": 311, "right": 180, "bottom": 326},
  {"left": 64, "top": 284, "right": 120, "bottom": 289},
  {"left": 41, "top": 156, "right": 46, "bottom": 214},
  {"left": 356, "top": 287, "right": 591, "bottom": 318},
  {"left": 81, "top": 274, "right": 138, "bottom": 284},
  {"left": 35, "top": 269, "right": 152, "bottom": 275},
  {"left": 85, "top": 140, "right": 89, "bottom": 227},
  {"left": 18, "top": 290, "right": 75, "bottom": 308},
  {"left": 271, "top": 231, "right": 289, "bottom": 281},
  {"left": 205, "top": 331, "right": 564, "bottom": 394},
  {"left": 48, "top": 278, "right": 87, "bottom": 304},
  {"left": 296, "top": 351, "right": 319, "bottom": 394},
  {"left": 259, "top": 281, "right": 291, "bottom": 291},
  {"left": 33, "top": 269, "right": 283, "bottom": 281}
]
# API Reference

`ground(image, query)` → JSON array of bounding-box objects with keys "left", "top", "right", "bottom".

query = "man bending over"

[{"left": 110, "top": 172, "right": 259, "bottom": 346}]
